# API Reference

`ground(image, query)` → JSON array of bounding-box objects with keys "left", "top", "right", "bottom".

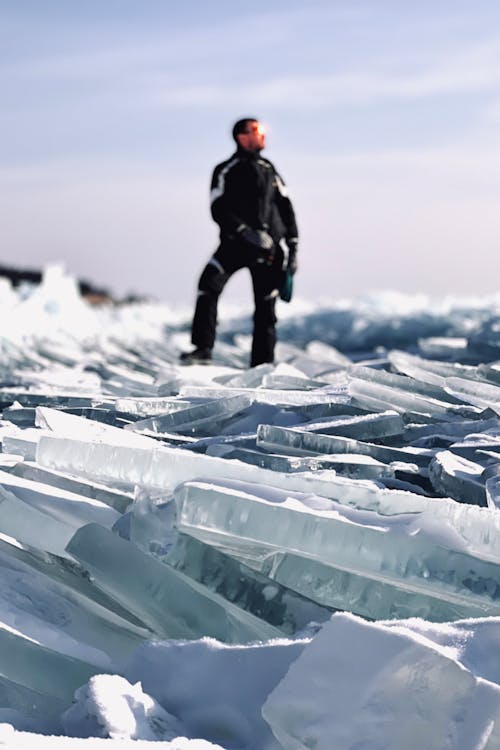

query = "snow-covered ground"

[{"left": 0, "top": 266, "right": 499, "bottom": 748}]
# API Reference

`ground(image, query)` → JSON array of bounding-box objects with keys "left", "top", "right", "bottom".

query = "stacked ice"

[{"left": 0, "top": 269, "right": 499, "bottom": 747}]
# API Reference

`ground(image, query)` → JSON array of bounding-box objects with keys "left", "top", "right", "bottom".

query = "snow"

[{"left": 0, "top": 266, "right": 499, "bottom": 747}]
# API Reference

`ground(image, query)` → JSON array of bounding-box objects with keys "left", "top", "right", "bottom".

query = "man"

[{"left": 180, "top": 117, "right": 299, "bottom": 367}]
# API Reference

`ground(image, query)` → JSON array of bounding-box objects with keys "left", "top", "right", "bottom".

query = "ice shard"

[
  {"left": 124, "top": 394, "right": 252, "bottom": 436},
  {"left": 35, "top": 405, "right": 157, "bottom": 448},
  {"left": 115, "top": 397, "right": 192, "bottom": 417},
  {"left": 297, "top": 410, "right": 404, "bottom": 440},
  {"left": 66, "top": 523, "right": 282, "bottom": 643},
  {"left": 389, "top": 349, "right": 480, "bottom": 385},
  {"left": 179, "top": 383, "right": 350, "bottom": 407},
  {"left": 206, "top": 444, "right": 394, "bottom": 479},
  {"left": 256, "top": 423, "right": 431, "bottom": 468},
  {"left": 166, "top": 533, "right": 333, "bottom": 634},
  {"left": 37, "top": 435, "right": 442, "bottom": 514},
  {"left": 429, "top": 451, "right": 487, "bottom": 506},
  {"left": 175, "top": 478, "right": 500, "bottom": 617},
  {"left": 9, "top": 462, "right": 133, "bottom": 514},
  {"left": 445, "top": 376, "right": 500, "bottom": 415},
  {"left": 0, "top": 484, "right": 83, "bottom": 556},
  {"left": 348, "top": 376, "right": 484, "bottom": 421},
  {"left": 0, "top": 627, "right": 101, "bottom": 725},
  {"left": 0, "top": 535, "right": 148, "bottom": 666},
  {"left": 0, "top": 469, "right": 120, "bottom": 530}
]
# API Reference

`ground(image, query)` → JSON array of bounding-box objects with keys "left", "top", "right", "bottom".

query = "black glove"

[
  {"left": 238, "top": 225, "right": 274, "bottom": 251},
  {"left": 286, "top": 239, "right": 298, "bottom": 275}
]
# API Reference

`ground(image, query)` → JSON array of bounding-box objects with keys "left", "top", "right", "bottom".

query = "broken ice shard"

[
  {"left": 206, "top": 444, "right": 393, "bottom": 480},
  {"left": 348, "top": 377, "right": 483, "bottom": 421},
  {"left": 297, "top": 410, "right": 404, "bottom": 440},
  {"left": 429, "top": 451, "right": 487, "bottom": 506},
  {"left": 256, "top": 423, "right": 431, "bottom": 468},
  {"left": 124, "top": 394, "right": 252, "bottom": 435},
  {"left": 445, "top": 377, "right": 500, "bottom": 415},
  {"left": 66, "top": 523, "right": 282, "bottom": 643},
  {"left": 9, "top": 461, "right": 133, "bottom": 514},
  {"left": 175, "top": 478, "right": 500, "bottom": 617},
  {"left": 36, "top": 435, "right": 438, "bottom": 514},
  {"left": 166, "top": 533, "right": 333, "bottom": 634}
]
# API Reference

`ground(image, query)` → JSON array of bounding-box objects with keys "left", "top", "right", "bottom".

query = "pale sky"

[{"left": 1, "top": 0, "right": 500, "bottom": 304}]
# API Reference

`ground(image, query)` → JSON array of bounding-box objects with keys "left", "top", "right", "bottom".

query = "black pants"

[{"left": 191, "top": 240, "right": 284, "bottom": 367}]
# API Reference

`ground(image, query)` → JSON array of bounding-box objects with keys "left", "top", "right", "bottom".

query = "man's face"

[{"left": 237, "top": 121, "right": 266, "bottom": 152}]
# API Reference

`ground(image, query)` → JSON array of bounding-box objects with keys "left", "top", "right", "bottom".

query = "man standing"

[{"left": 180, "top": 118, "right": 299, "bottom": 367}]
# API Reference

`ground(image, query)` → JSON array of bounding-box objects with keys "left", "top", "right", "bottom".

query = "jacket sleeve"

[
  {"left": 210, "top": 159, "right": 246, "bottom": 237},
  {"left": 274, "top": 171, "right": 299, "bottom": 242}
]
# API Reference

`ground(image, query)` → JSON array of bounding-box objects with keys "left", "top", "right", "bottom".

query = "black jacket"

[{"left": 210, "top": 147, "right": 298, "bottom": 245}]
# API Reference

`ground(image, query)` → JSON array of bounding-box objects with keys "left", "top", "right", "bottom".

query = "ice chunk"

[
  {"left": 298, "top": 410, "right": 404, "bottom": 440},
  {"left": 166, "top": 533, "right": 333, "bottom": 634},
  {"left": 66, "top": 523, "right": 282, "bottom": 643},
  {"left": 255, "top": 547, "right": 489, "bottom": 621},
  {"left": 429, "top": 451, "right": 487, "bottom": 506},
  {"left": 350, "top": 363, "right": 464, "bottom": 403},
  {"left": 445, "top": 376, "right": 500, "bottom": 415},
  {"left": 389, "top": 349, "right": 481, "bottom": 385},
  {"left": 35, "top": 406, "right": 157, "bottom": 448},
  {"left": 0, "top": 468, "right": 120, "bottom": 530},
  {"left": 256, "top": 423, "right": 431, "bottom": 468},
  {"left": 261, "top": 374, "right": 329, "bottom": 390},
  {"left": 180, "top": 383, "right": 349, "bottom": 407},
  {"left": 0, "top": 534, "right": 148, "bottom": 666},
  {"left": 124, "top": 394, "right": 252, "bottom": 436},
  {"left": 9, "top": 461, "right": 133, "bottom": 513},
  {"left": 37, "top": 435, "right": 437, "bottom": 514},
  {"left": 175, "top": 478, "right": 500, "bottom": 615},
  {"left": 115, "top": 397, "right": 192, "bottom": 417},
  {"left": 487, "top": 475, "right": 500, "bottom": 510},
  {"left": 0, "top": 485, "right": 82, "bottom": 556},
  {"left": 0, "top": 626, "right": 102, "bottom": 713},
  {"left": 349, "top": 376, "right": 484, "bottom": 421},
  {"left": 206, "top": 444, "right": 393, "bottom": 479},
  {"left": 262, "top": 613, "right": 500, "bottom": 750}
]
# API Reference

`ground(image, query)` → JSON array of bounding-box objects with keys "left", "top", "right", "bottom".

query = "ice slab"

[
  {"left": 298, "top": 409, "right": 404, "bottom": 440},
  {"left": 349, "top": 376, "right": 484, "bottom": 421},
  {"left": 256, "top": 423, "right": 431, "bottom": 468},
  {"left": 263, "top": 613, "right": 500, "bottom": 750},
  {"left": 487, "top": 475, "right": 500, "bottom": 510},
  {"left": 350, "top": 363, "right": 465, "bottom": 404},
  {"left": 253, "top": 546, "right": 490, "bottom": 621},
  {"left": 0, "top": 626, "right": 101, "bottom": 713},
  {"left": 66, "top": 523, "right": 282, "bottom": 643},
  {"left": 179, "top": 383, "right": 350, "bottom": 407},
  {"left": 389, "top": 349, "right": 481, "bottom": 385},
  {"left": 429, "top": 450, "right": 487, "bottom": 506},
  {"left": 37, "top": 436, "right": 438, "bottom": 514},
  {"left": 0, "top": 484, "right": 83, "bottom": 556},
  {"left": 166, "top": 532, "right": 333, "bottom": 634},
  {"left": 115, "top": 397, "right": 191, "bottom": 417},
  {"left": 206, "top": 444, "right": 393, "bottom": 479},
  {"left": 124, "top": 394, "right": 252, "bottom": 436},
  {"left": 9, "top": 461, "right": 133, "bottom": 513},
  {"left": 445, "top": 376, "right": 500, "bottom": 415},
  {"left": 35, "top": 406, "right": 157, "bottom": 448},
  {"left": 0, "top": 536, "right": 147, "bottom": 667},
  {"left": 175, "top": 479, "right": 500, "bottom": 616},
  {"left": 0, "top": 468, "right": 120, "bottom": 530}
]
